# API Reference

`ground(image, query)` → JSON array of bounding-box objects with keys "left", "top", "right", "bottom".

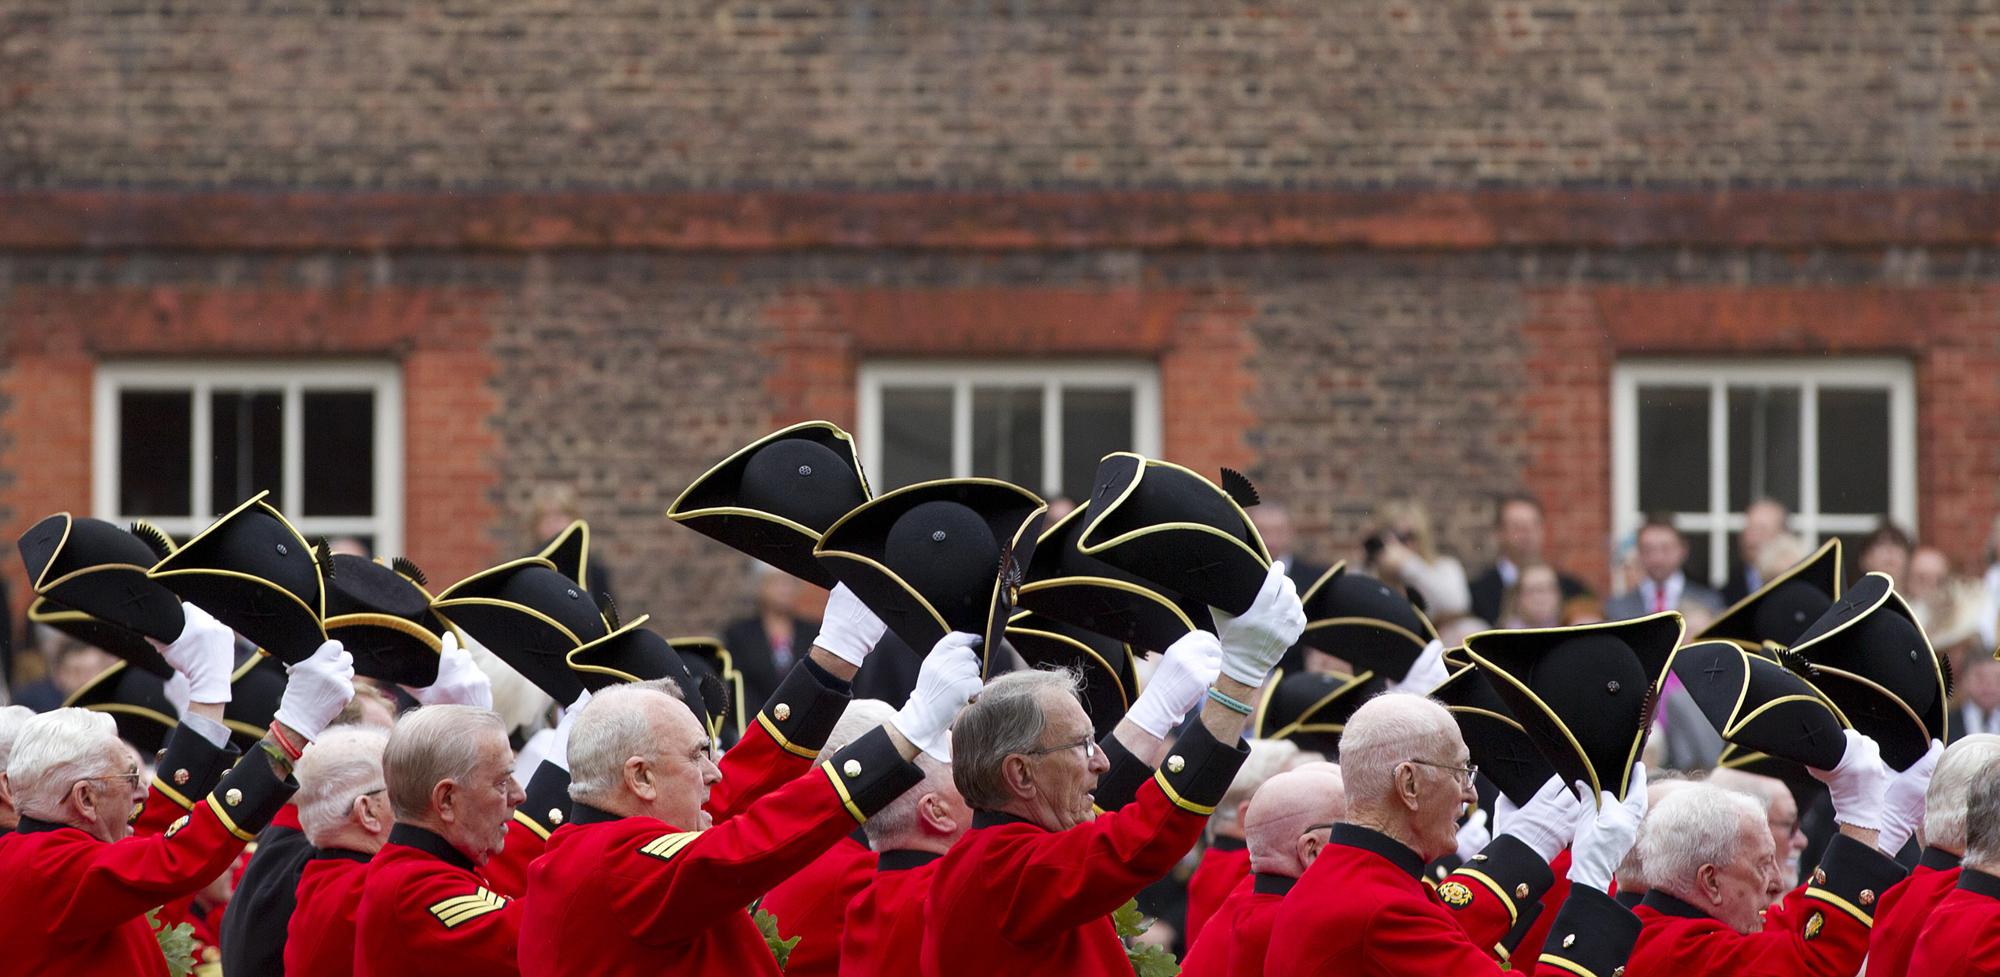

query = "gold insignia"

[
  {"left": 429, "top": 888, "right": 508, "bottom": 929},
  {"left": 1166, "top": 755, "right": 1186, "bottom": 774},
  {"left": 1803, "top": 910, "right": 1824, "bottom": 941},
  {"left": 1438, "top": 881, "right": 1474, "bottom": 908},
  {"left": 774, "top": 703, "right": 792, "bottom": 722},
  {"left": 165, "top": 815, "right": 190, "bottom": 838},
  {"left": 638, "top": 831, "right": 702, "bottom": 862},
  {"left": 843, "top": 759, "right": 863, "bottom": 778}
]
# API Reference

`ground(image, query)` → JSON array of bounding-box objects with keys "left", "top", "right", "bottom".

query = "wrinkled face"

[
  {"left": 1019, "top": 691, "right": 1110, "bottom": 833},
  {"left": 441, "top": 729, "right": 525, "bottom": 865},
  {"left": 1766, "top": 791, "right": 1806, "bottom": 891},
  {"left": 1499, "top": 501, "right": 1544, "bottom": 562},
  {"left": 1408, "top": 729, "right": 1478, "bottom": 862},
  {"left": 80, "top": 743, "right": 146, "bottom": 843},
  {"left": 649, "top": 695, "right": 723, "bottom": 831},
  {"left": 1713, "top": 814, "right": 1783, "bottom": 934},
  {"left": 1517, "top": 566, "right": 1563, "bottom": 625},
  {"left": 1637, "top": 525, "right": 1686, "bottom": 583}
]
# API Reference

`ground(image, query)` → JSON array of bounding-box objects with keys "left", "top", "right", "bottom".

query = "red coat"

[
  {"left": 1184, "top": 840, "right": 1251, "bottom": 950},
  {"left": 1511, "top": 848, "right": 1573, "bottom": 968},
  {"left": 1181, "top": 872, "right": 1291, "bottom": 977},
  {"left": 921, "top": 722, "right": 1247, "bottom": 977},
  {"left": 758, "top": 833, "right": 876, "bottom": 977},
  {"left": 1867, "top": 847, "right": 1961, "bottom": 975},
  {"left": 1908, "top": 868, "right": 2000, "bottom": 977},
  {"left": 839, "top": 850, "right": 942, "bottom": 977},
  {"left": 353, "top": 825, "right": 524, "bottom": 977},
  {"left": 285, "top": 849, "right": 372, "bottom": 977}
]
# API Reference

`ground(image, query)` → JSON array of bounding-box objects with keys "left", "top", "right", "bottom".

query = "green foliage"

[
  {"left": 1113, "top": 898, "right": 1181, "bottom": 977},
  {"left": 754, "top": 906, "right": 802, "bottom": 971},
  {"left": 147, "top": 907, "right": 197, "bottom": 977}
]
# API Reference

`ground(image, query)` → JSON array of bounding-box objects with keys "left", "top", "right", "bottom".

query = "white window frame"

[
  {"left": 92, "top": 360, "right": 404, "bottom": 557},
  {"left": 857, "top": 360, "right": 1163, "bottom": 494},
  {"left": 1611, "top": 357, "right": 1916, "bottom": 587}
]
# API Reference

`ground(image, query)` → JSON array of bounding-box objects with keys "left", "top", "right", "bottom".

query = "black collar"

[
  {"left": 569, "top": 802, "right": 624, "bottom": 827},
  {"left": 1958, "top": 868, "right": 2000, "bottom": 900},
  {"left": 972, "top": 810, "right": 1039, "bottom": 831},
  {"left": 877, "top": 849, "right": 943, "bottom": 873},
  {"left": 1209, "top": 835, "right": 1247, "bottom": 853},
  {"left": 313, "top": 847, "right": 373, "bottom": 864},
  {"left": 1252, "top": 872, "right": 1297, "bottom": 896},
  {"left": 1640, "top": 890, "right": 1714, "bottom": 920},
  {"left": 1329, "top": 824, "right": 1425, "bottom": 881},
  {"left": 13, "top": 816, "right": 75, "bottom": 836},
  {"left": 1615, "top": 890, "right": 1646, "bottom": 909},
  {"left": 850, "top": 827, "right": 870, "bottom": 849},
  {"left": 1921, "top": 847, "right": 1964, "bottom": 872},
  {"left": 387, "top": 824, "right": 475, "bottom": 872}
]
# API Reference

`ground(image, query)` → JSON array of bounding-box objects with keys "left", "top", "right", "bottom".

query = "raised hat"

[
  {"left": 669, "top": 637, "right": 746, "bottom": 746},
  {"left": 565, "top": 613, "right": 729, "bottom": 741},
  {"left": 28, "top": 596, "right": 174, "bottom": 680},
  {"left": 1076, "top": 454, "right": 1270, "bottom": 615},
  {"left": 1252, "top": 667, "right": 1383, "bottom": 758},
  {"left": 1428, "top": 660, "right": 1556, "bottom": 807},
  {"left": 1697, "top": 538, "right": 1842, "bottom": 650},
  {"left": 1003, "top": 612, "right": 1140, "bottom": 741},
  {"left": 667, "top": 421, "right": 872, "bottom": 588},
  {"left": 1299, "top": 562, "right": 1441, "bottom": 682},
  {"left": 1670, "top": 640, "right": 1850, "bottom": 771},
  {"left": 1785, "top": 571, "right": 1945, "bottom": 771},
  {"left": 145, "top": 491, "right": 329, "bottom": 664},
  {"left": 433, "top": 557, "right": 609, "bottom": 704},
  {"left": 63, "top": 659, "right": 179, "bottom": 758},
  {"left": 531, "top": 519, "right": 598, "bottom": 595},
  {"left": 1017, "top": 501, "right": 1213, "bottom": 654},
  {"left": 18, "top": 514, "right": 185, "bottom": 644},
  {"left": 322, "top": 555, "right": 453, "bottom": 687}
]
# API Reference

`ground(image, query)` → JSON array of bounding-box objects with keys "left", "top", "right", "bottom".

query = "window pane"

[
  {"left": 1636, "top": 386, "right": 1710, "bottom": 514},
  {"left": 1818, "top": 388, "right": 1890, "bottom": 515},
  {"left": 880, "top": 387, "right": 953, "bottom": 489},
  {"left": 971, "top": 387, "right": 1043, "bottom": 490},
  {"left": 1060, "top": 387, "right": 1135, "bottom": 503},
  {"left": 302, "top": 391, "right": 376, "bottom": 517},
  {"left": 1727, "top": 386, "right": 1800, "bottom": 511},
  {"left": 119, "top": 390, "right": 192, "bottom": 516},
  {"left": 210, "top": 390, "right": 284, "bottom": 510}
]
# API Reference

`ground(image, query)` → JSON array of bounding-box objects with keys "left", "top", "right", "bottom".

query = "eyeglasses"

[
  {"left": 1302, "top": 822, "right": 1339, "bottom": 835},
  {"left": 1022, "top": 735, "right": 1099, "bottom": 761},
  {"left": 1405, "top": 758, "right": 1479, "bottom": 788},
  {"left": 81, "top": 771, "right": 143, "bottom": 791}
]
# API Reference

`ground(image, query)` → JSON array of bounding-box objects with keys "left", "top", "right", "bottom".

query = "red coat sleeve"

[
  {"left": 1435, "top": 834, "right": 1557, "bottom": 952},
  {"left": 707, "top": 659, "right": 851, "bottom": 823}
]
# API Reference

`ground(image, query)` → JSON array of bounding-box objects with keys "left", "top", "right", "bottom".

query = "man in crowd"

[
  {"left": 1907, "top": 758, "right": 2000, "bottom": 976},
  {"left": 1180, "top": 763, "right": 1344, "bottom": 976},
  {"left": 1707, "top": 767, "right": 1810, "bottom": 891},
  {"left": 0, "top": 703, "right": 33, "bottom": 831},
  {"left": 1953, "top": 658, "right": 2000, "bottom": 739},
  {"left": 1606, "top": 515, "right": 1722, "bottom": 620},
  {"left": 839, "top": 736, "right": 970, "bottom": 977},
  {"left": 286, "top": 725, "right": 394, "bottom": 977},
  {"left": 1722, "top": 499, "right": 1789, "bottom": 606},
  {"left": 1470, "top": 494, "right": 1591, "bottom": 625},
  {"left": 1184, "top": 739, "right": 1304, "bottom": 949},
  {"left": 1870, "top": 735, "right": 2000, "bottom": 973}
]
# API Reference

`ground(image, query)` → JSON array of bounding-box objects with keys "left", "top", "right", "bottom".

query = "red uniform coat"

[
  {"left": 758, "top": 832, "right": 876, "bottom": 977},
  {"left": 1625, "top": 834, "right": 1905, "bottom": 977},
  {"left": 1178, "top": 874, "right": 1252, "bottom": 977},
  {"left": 1265, "top": 825, "right": 1638, "bottom": 977},
  {"left": 1181, "top": 872, "right": 1291, "bottom": 977},
  {"left": 1907, "top": 867, "right": 2000, "bottom": 977},
  {"left": 1184, "top": 839, "right": 1251, "bottom": 950},
  {"left": 838, "top": 849, "right": 943, "bottom": 977},
  {"left": 1867, "top": 846, "right": 1961, "bottom": 975},
  {"left": 921, "top": 722, "right": 1248, "bottom": 977},
  {"left": 1511, "top": 848, "right": 1573, "bottom": 968},
  {"left": 284, "top": 848, "right": 372, "bottom": 977},
  {"left": 354, "top": 824, "right": 524, "bottom": 977}
]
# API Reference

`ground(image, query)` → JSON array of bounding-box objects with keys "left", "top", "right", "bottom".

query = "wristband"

[
  {"left": 1206, "top": 686, "right": 1255, "bottom": 716},
  {"left": 268, "top": 721, "right": 306, "bottom": 761}
]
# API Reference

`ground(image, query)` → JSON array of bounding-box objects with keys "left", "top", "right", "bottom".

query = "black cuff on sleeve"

[
  {"left": 1425, "top": 853, "right": 1466, "bottom": 884},
  {"left": 801, "top": 655, "right": 854, "bottom": 696},
  {"left": 1537, "top": 885, "right": 1641, "bottom": 977},
  {"left": 1153, "top": 720, "right": 1251, "bottom": 816},
  {"left": 1091, "top": 733, "right": 1153, "bottom": 814},
  {"left": 513, "top": 761, "right": 572, "bottom": 839},
  {"left": 206, "top": 751, "right": 299, "bottom": 843},
  {"left": 1452, "top": 834, "right": 1556, "bottom": 926},
  {"left": 1806, "top": 833, "right": 1909, "bottom": 925},
  {"left": 820, "top": 726, "right": 924, "bottom": 824},
  {"left": 152, "top": 724, "right": 239, "bottom": 811},
  {"left": 754, "top": 659, "right": 854, "bottom": 759}
]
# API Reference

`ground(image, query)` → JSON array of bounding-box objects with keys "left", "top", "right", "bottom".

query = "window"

[
  {"left": 93, "top": 361, "right": 404, "bottom": 557},
  {"left": 1612, "top": 359, "right": 1915, "bottom": 587},
  {"left": 857, "top": 361, "right": 1162, "bottom": 501}
]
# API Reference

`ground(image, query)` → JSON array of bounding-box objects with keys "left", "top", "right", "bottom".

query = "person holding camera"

[{"left": 1363, "top": 498, "right": 1470, "bottom": 625}]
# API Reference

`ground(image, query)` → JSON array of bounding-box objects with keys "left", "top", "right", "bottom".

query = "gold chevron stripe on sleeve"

[
  {"left": 638, "top": 831, "right": 702, "bottom": 862},
  {"left": 429, "top": 888, "right": 508, "bottom": 928}
]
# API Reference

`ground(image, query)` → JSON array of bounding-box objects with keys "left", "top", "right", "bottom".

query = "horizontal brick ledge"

[{"left": 1, "top": 187, "right": 1998, "bottom": 253}]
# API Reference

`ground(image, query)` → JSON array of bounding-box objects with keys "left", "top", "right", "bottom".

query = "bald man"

[
  {"left": 1185, "top": 739, "right": 1305, "bottom": 949},
  {"left": 1180, "top": 763, "right": 1344, "bottom": 977}
]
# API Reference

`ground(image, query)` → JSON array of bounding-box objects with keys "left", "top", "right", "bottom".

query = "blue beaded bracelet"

[{"left": 1206, "top": 686, "right": 1255, "bottom": 715}]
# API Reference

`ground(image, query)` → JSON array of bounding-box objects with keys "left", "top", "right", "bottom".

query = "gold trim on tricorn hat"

[
  {"left": 29, "top": 595, "right": 176, "bottom": 679},
  {"left": 1252, "top": 666, "right": 1382, "bottom": 759},
  {"left": 1784, "top": 571, "right": 1945, "bottom": 771},
  {"left": 1670, "top": 640, "right": 1850, "bottom": 771},
  {"left": 1696, "top": 538, "right": 1842, "bottom": 651},
  {"left": 18, "top": 513, "right": 186, "bottom": 643},
  {"left": 1075, "top": 453, "right": 1271, "bottom": 615},
  {"left": 433, "top": 556, "right": 609, "bottom": 703},
  {"left": 1017, "top": 500, "right": 1212, "bottom": 653},
  {"left": 1428, "top": 659, "right": 1555, "bottom": 807},
  {"left": 1003, "top": 611, "right": 1139, "bottom": 741},
  {"left": 668, "top": 636, "right": 746, "bottom": 745},
  {"left": 145, "top": 491, "right": 328, "bottom": 665},
  {"left": 668, "top": 421, "right": 873, "bottom": 589},
  {"left": 322, "top": 554, "right": 454, "bottom": 687},
  {"left": 63, "top": 659, "right": 180, "bottom": 757},
  {"left": 1299, "top": 561, "right": 1441, "bottom": 682}
]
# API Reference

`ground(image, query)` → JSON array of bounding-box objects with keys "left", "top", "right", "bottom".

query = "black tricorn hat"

[
  {"left": 1786, "top": 571, "right": 1945, "bottom": 771},
  {"left": 1004, "top": 612, "right": 1140, "bottom": 741},
  {"left": 531, "top": 519, "right": 596, "bottom": 594},
  {"left": 18, "top": 514, "right": 186, "bottom": 644},
  {"left": 1018, "top": 501, "right": 1214, "bottom": 654},
  {"left": 565, "top": 614, "right": 726, "bottom": 739},
  {"left": 1716, "top": 742, "right": 1830, "bottom": 818},
  {"left": 1463, "top": 612, "right": 1685, "bottom": 804},
  {"left": 1252, "top": 667, "right": 1382, "bottom": 759},
  {"left": 146, "top": 491, "right": 329, "bottom": 665},
  {"left": 815, "top": 478, "right": 1046, "bottom": 673},
  {"left": 29, "top": 596, "right": 175, "bottom": 680},
  {"left": 64, "top": 660, "right": 180, "bottom": 758},
  {"left": 433, "top": 557, "right": 609, "bottom": 704},
  {"left": 668, "top": 637, "right": 746, "bottom": 745},
  {"left": 224, "top": 647, "right": 289, "bottom": 751},
  {"left": 1429, "top": 660, "right": 1556, "bottom": 807},
  {"left": 1300, "top": 562, "right": 1441, "bottom": 682},
  {"left": 1671, "top": 640, "right": 1850, "bottom": 771},
  {"left": 1697, "top": 538, "right": 1842, "bottom": 651},
  {"left": 1076, "top": 454, "right": 1271, "bottom": 615},
  {"left": 322, "top": 555, "right": 453, "bottom": 688},
  {"left": 668, "top": 421, "right": 872, "bottom": 589}
]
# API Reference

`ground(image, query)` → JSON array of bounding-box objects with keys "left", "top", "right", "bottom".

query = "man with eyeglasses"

[
  {"left": 1179, "top": 763, "right": 1345, "bottom": 977},
  {"left": 285, "top": 725, "right": 394, "bottom": 977}
]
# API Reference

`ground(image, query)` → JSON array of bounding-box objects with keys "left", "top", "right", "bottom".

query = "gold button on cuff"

[
  {"left": 1812, "top": 868, "right": 1827, "bottom": 885},
  {"left": 774, "top": 703, "right": 792, "bottom": 721},
  {"left": 1514, "top": 883, "right": 1529, "bottom": 899},
  {"left": 174, "top": 769, "right": 191, "bottom": 785},
  {"left": 225, "top": 788, "right": 243, "bottom": 807},
  {"left": 1166, "top": 756, "right": 1186, "bottom": 774},
  {"left": 549, "top": 808, "right": 565, "bottom": 824},
  {"left": 1859, "top": 889, "right": 1875, "bottom": 906},
  {"left": 1562, "top": 934, "right": 1575, "bottom": 949},
  {"left": 843, "top": 759, "right": 862, "bottom": 778}
]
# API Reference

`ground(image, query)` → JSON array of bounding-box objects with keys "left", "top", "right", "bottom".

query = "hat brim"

[
  {"left": 668, "top": 421, "right": 870, "bottom": 589},
  {"left": 1021, "top": 502, "right": 1215, "bottom": 650},
  {"left": 533, "top": 519, "right": 592, "bottom": 591},
  {"left": 1789, "top": 572, "right": 1948, "bottom": 753},
  {"left": 324, "top": 614, "right": 444, "bottom": 687},
  {"left": 1075, "top": 453, "right": 1270, "bottom": 615},
  {"left": 148, "top": 569, "right": 328, "bottom": 665},
  {"left": 670, "top": 637, "right": 746, "bottom": 744},
  {"left": 1696, "top": 537, "right": 1841, "bottom": 648},
  {"left": 1671, "top": 641, "right": 1849, "bottom": 770},
  {"left": 1005, "top": 615, "right": 1138, "bottom": 741},
  {"left": 431, "top": 598, "right": 587, "bottom": 703},
  {"left": 64, "top": 660, "right": 180, "bottom": 757},
  {"left": 30, "top": 596, "right": 176, "bottom": 679},
  {"left": 1429, "top": 662, "right": 1554, "bottom": 807}
]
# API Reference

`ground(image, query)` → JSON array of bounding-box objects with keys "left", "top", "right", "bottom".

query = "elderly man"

[
  {"left": 1612, "top": 776, "right": 1699, "bottom": 907},
  {"left": 1626, "top": 731, "right": 1911, "bottom": 977},
  {"left": 1185, "top": 739, "right": 1305, "bottom": 949},
  {"left": 1707, "top": 767, "right": 1810, "bottom": 892},
  {"left": 1869, "top": 735, "right": 2000, "bottom": 974},
  {"left": 517, "top": 633, "right": 982, "bottom": 976},
  {"left": 1266, "top": 693, "right": 1648, "bottom": 977},
  {"left": 1908, "top": 760, "right": 2000, "bottom": 976},
  {"left": 1180, "top": 763, "right": 1344, "bottom": 977},
  {"left": 0, "top": 601, "right": 354, "bottom": 977},
  {"left": 839, "top": 733, "right": 972, "bottom": 977},
  {"left": 0, "top": 703, "right": 34, "bottom": 832},
  {"left": 285, "top": 725, "right": 394, "bottom": 977}
]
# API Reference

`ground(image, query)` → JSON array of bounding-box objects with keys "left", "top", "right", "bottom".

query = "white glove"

[
  {"left": 1125, "top": 631, "right": 1224, "bottom": 738},
  {"left": 1388, "top": 638, "right": 1451, "bottom": 693},
  {"left": 1496, "top": 774, "right": 1582, "bottom": 864},
  {"left": 1811, "top": 729, "right": 1892, "bottom": 831},
  {"left": 1455, "top": 807, "right": 1492, "bottom": 862},
  {"left": 547, "top": 689, "right": 591, "bottom": 773},
  {"left": 814, "top": 583, "right": 889, "bottom": 668},
  {"left": 1211, "top": 562, "right": 1307, "bottom": 686},
  {"left": 409, "top": 630, "right": 494, "bottom": 708},
  {"left": 1567, "top": 764, "right": 1648, "bottom": 892},
  {"left": 147, "top": 602, "right": 237, "bottom": 705},
  {"left": 891, "top": 632, "right": 984, "bottom": 762},
  {"left": 1878, "top": 738, "right": 1943, "bottom": 853},
  {"left": 273, "top": 639, "right": 357, "bottom": 742}
]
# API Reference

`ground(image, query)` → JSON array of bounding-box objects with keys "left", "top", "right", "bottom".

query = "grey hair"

[
  {"left": 1638, "top": 784, "right": 1767, "bottom": 897},
  {"left": 384, "top": 705, "right": 508, "bottom": 822},
  {"left": 827, "top": 699, "right": 899, "bottom": 756},
  {"left": 863, "top": 753, "right": 952, "bottom": 850},
  {"left": 8, "top": 709, "right": 121, "bottom": 820},
  {"left": 0, "top": 705, "right": 36, "bottom": 776},
  {"left": 567, "top": 681, "right": 685, "bottom": 805},
  {"left": 1924, "top": 734, "right": 2000, "bottom": 854},
  {"left": 1336, "top": 692, "right": 1453, "bottom": 808},
  {"left": 296, "top": 726, "right": 391, "bottom": 845},
  {"left": 1963, "top": 758, "right": 2000, "bottom": 866},
  {"left": 953, "top": 669, "right": 1082, "bottom": 811}
]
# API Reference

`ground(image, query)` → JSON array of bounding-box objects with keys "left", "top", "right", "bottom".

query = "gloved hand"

[
  {"left": 1211, "top": 562, "right": 1307, "bottom": 686},
  {"left": 1455, "top": 807, "right": 1492, "bottom": 862},
  {"left": 891, "top": 632, "right": 984, "bottom": 762},
  {"left": 1125, "top": 631, "right": 1224, "bottom": 738},
  {"left": 814, "top": 583, "right": 889, "bottom": 668},
  {"left": 1388, "top": 638, "right": 1451, "bottom": 694},
  {"left": 1811, "top": 729, "right": 1892, "bottom": 831},
  {"left": 273, "top": 639, "right": 357, "bottom": 742},
  {"left": 147, "top": 602, "right": 237, "bottom": 705},
  {"left": 1496, "top": 774, "right": 1583, "bottom": 864},
  {"left": 1567, "top": 764, "right": 1648, "bottom": 892},
  {"left": 410, "top": 630, "right": 494, "bottom": 708},
  {"left": 1878, "top": 738, "right": 1943, "bottom": 853},
  {"left": 547, "top": 689, "right": 592, "bottom": 773}
]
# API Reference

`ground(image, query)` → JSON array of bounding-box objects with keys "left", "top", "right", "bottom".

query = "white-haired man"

[
  {"left": 0, "top": 703, "right": 35, "bottom": 832},
  {"left": 1869, "top": 734, "right": 2000, "bottom": 973},
  {"left": 1706, "top": 766, "right": 1810, "bottom": 892},
  {"left": 1181, "top": 763, "right": 1343, "bottom": 977},
  {"left": 840, "top": 732, "right": 973, "bottom": 977},
  {"left": 1907, "top": 757, "right": 2000, "bottom": 976},
  {"left": 1266, "top": 692, "right": 1648, "bottom": 977},
  {"left": 284, "top": 725, "right": 393, "bottom": 977},
  {"left": 1185, "top": 738, "right": 1305, "bottom": 949}
]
